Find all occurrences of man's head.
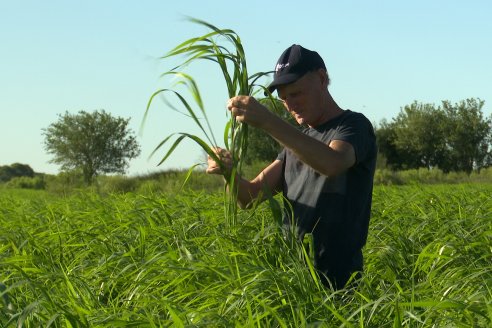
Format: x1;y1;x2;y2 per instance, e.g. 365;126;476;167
267;44;328;94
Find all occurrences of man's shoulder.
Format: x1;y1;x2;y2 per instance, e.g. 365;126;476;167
314;110;372;132
341;110;371;124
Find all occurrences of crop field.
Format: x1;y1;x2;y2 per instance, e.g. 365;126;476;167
1;184;491;327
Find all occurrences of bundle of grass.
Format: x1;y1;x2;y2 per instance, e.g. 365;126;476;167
144;18;276;228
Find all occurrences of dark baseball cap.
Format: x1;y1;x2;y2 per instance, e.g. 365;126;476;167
267;44;326;93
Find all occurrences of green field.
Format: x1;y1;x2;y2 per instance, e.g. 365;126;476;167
1;184;491;327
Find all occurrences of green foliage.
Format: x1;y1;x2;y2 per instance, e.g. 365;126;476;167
0;185;491;326
43;110;141;185
0;163;34;183
440;98;492;173
393;102;448;169
376;98;492;173
95;175;139;194
6;165;492;195
5;176;46;190
374;167;492;185
42;170;86;194
99;170;224;195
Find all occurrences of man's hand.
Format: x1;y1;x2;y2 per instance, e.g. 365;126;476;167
206;147;232;176
227;96;277;128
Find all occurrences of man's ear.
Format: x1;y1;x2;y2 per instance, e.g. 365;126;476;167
318;69;329;87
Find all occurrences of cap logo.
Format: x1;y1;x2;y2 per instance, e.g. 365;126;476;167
275;62;289;73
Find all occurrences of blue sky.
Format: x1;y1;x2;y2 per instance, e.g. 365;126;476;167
1;0;491;176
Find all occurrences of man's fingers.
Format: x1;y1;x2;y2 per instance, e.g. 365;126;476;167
206;166;221;175
206;147;234;176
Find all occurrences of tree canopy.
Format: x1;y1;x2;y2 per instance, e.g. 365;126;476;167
376;98;491;173
43;110;141;184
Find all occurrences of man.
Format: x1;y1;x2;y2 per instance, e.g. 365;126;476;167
207;44;377;289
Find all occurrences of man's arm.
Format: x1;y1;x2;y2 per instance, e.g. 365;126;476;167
228;97;356;177
264;118;355;177
234;159;283;209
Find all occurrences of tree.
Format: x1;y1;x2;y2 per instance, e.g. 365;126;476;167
374;119;403;169
392;102;448;170
440;98;491;173
43;110;141;184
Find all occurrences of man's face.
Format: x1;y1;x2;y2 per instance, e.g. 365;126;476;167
276;69;327;127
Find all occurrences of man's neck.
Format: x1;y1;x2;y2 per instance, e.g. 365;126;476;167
309;95;344;128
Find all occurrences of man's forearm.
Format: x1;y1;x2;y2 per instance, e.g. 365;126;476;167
261;117;347;177
223;174;259;209
224;160;283;209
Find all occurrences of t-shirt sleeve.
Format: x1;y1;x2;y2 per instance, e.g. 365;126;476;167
333;113;375;164
276;148;287;162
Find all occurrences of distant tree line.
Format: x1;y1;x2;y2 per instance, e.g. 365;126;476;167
0;163;35;183
375;98;491;173
3;98;490;190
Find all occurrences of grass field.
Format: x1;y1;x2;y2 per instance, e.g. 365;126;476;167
1;184;491;327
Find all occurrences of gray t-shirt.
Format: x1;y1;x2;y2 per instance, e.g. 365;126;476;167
277;110;377;250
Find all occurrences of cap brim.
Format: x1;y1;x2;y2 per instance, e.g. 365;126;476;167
267;72;303;93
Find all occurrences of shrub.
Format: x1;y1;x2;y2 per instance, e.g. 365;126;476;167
136;180;162;194
43;170;85;194
0;163;35;183
96;175;139;194
5;176;46;190
373;169;404;185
